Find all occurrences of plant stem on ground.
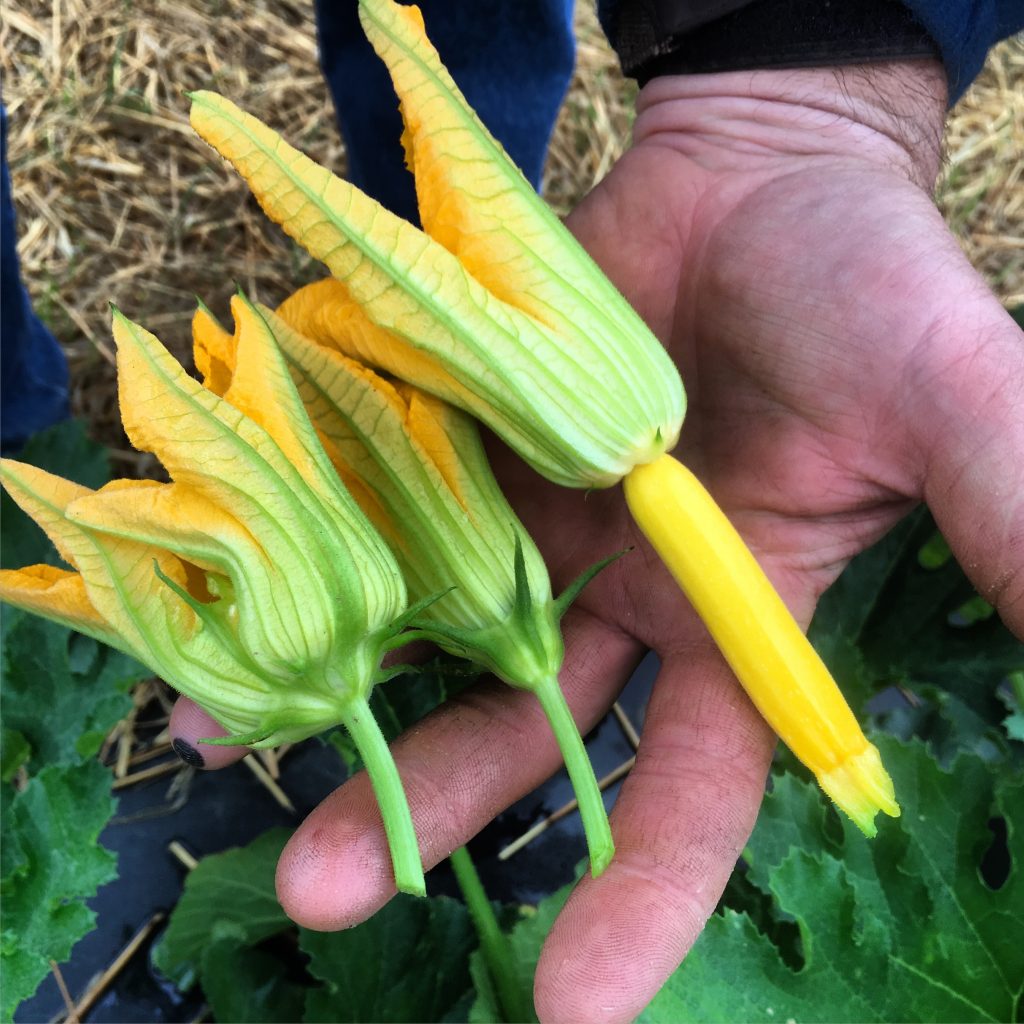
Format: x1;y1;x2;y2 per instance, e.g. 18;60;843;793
449;845;533;1023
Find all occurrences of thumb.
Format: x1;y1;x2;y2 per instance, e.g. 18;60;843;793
912;301;1024;638
169;696;251;770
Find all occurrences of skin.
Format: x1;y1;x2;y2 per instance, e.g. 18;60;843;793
173;58;1024;1023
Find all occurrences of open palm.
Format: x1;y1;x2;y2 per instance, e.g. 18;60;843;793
176;61;1024;1024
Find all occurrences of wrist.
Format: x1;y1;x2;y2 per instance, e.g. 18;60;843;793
633;59;947;189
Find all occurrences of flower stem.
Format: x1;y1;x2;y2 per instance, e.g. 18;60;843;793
532;676;614;875
449;846;531;1023
339;697;425;896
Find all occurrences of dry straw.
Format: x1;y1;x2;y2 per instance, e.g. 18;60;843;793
2;2;1021;457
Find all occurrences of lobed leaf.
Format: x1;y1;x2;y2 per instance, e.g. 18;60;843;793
0;762;118;1021
641;738;1024;1022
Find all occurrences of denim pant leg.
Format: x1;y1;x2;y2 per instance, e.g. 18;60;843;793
314;0;576;221
1;106;70;453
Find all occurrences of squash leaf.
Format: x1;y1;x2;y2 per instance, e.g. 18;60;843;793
152;826;480;1023
300;896;476;1023
640;736;1024;1022
0;761;118;1021
151;828;293;990
2;614;143;772
809;507;1023;753
200;936;306;1024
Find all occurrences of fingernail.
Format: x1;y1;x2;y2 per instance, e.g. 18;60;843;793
172;738;205;769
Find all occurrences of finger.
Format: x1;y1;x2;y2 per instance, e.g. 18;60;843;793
534;642;775;1024
276;609;644;929
910;305;1024;638
169;697;250;770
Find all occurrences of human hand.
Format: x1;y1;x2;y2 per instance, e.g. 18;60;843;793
172;57;1024;1023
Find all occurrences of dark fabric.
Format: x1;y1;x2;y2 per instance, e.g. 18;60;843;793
610;0;756;68
602;0;1024;103
620;0;937;84
901;0;1024;100
1;106;69;453
314;0;576;222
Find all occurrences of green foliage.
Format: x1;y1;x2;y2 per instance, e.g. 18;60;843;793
640;737;1023;1023
199;939;306;1024
2;615;143;772
0;761;118;1020
0;729;31;784
1003;676;1024;744
809;508;1023;751
301;897;476;1023
152;829;477;1023
152;828;293;990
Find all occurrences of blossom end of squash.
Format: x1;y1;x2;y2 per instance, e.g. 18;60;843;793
818;742;900;837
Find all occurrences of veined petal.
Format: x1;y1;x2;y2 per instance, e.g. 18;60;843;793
110;309;388;649
67;479;312;674
357;0;679;425
189;92;673;487
275;278;482;414
0;459;93;571
224;295;381;536
0;564;123;650
1;461;198;661
271;313;550;636
192;301;235;396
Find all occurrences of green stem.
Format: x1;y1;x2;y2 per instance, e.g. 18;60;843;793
533;677;615;875
1010;671;1024;709
339;697;425;897
449;846;532;1023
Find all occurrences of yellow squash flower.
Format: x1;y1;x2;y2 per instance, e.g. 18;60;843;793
0;299;428;895
186;0;898;833
196;296;618;873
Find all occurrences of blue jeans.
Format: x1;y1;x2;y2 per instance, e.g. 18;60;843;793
0;3;575;449
314;0;575;221
1;106;70;453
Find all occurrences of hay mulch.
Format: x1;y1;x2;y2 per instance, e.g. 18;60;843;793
2;2;1022;460
937;38;1024;308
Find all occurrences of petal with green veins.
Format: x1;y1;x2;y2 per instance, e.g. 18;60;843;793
0;459;93;572
0;564;123;650
189;91;674;487
222;294;374;537
358;0;680;419
66;480;301;675
110;309;395;658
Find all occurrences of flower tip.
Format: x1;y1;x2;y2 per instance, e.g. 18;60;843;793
231;287;260;317
819;742;900;837
108;305;135;344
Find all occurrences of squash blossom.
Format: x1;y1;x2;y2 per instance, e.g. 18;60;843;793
196;296;618;873
186;0;899;833
0;299;428;896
